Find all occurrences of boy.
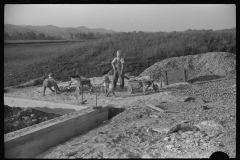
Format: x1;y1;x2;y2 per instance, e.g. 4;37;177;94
42;73;62;96
111;50;125;91
102;75;116;97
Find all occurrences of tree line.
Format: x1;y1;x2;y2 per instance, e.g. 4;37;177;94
4;31;113;40
4;31;62;40
70;32;112;40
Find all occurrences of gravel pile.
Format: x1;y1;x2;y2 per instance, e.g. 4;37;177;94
140;52;236;81
170;76;236;104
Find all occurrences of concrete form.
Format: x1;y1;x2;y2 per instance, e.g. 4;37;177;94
4;96;88;114
4;102;108;158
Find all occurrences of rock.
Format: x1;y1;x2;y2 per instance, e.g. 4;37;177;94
165;145;173;150
141;154;152;158
163;137;170;141
202;142;208;148
184;131;194;135
201;105;212;110
181;133;188;138
183;97;196;102
200;120;221;129
69;156;75;159
193;132;202;138
150;114;159;118
186;140;192;144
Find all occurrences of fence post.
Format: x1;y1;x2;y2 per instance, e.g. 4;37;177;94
164;71;168;85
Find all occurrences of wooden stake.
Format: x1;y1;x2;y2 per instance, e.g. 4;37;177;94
96;92;97;107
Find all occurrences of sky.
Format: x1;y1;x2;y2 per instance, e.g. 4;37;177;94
4;4;236;32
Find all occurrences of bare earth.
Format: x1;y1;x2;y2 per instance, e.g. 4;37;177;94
4;75;236;158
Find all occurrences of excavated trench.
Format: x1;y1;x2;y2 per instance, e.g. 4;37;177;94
107;106;126;120
4;104;126;158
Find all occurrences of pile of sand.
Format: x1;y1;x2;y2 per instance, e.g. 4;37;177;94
140;52;236;81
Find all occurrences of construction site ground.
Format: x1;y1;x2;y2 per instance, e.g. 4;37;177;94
4;75;236;158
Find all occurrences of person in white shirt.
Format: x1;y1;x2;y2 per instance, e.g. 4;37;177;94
111;50;125;91
102;75;116;97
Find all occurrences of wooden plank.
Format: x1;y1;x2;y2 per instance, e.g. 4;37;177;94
146;103;166;113
165;68;186;85
146;103;185;114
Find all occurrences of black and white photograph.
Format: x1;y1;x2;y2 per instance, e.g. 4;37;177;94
4;4;236;158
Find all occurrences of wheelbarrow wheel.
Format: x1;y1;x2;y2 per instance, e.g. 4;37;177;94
153;84;159;93
127;84;133;94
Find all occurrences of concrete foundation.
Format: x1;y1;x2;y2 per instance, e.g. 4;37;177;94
4;96;88;114
4;106;108;158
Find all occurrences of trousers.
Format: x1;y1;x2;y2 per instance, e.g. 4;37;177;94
113;69;124;89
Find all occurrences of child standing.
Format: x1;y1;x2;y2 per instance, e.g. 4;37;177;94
102;76;116;97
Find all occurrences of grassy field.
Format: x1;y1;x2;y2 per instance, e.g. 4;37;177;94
4;41;85;87
4;38;115;87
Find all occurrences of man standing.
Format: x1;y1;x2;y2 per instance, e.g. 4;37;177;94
111;50;125;91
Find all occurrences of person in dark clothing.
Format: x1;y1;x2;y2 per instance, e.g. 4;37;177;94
111;50;125;91
42;73;62;96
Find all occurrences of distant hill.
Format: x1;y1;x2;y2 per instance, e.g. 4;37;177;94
4;24;117;38
76;26;116;34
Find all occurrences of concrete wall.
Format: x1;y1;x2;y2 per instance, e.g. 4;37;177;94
4;107;108;158
4;96;88;113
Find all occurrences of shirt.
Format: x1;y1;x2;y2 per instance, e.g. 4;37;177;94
103;82;113;89
112;57;124;70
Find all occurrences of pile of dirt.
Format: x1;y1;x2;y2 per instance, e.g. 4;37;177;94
4;105;61;134
140;52;236;81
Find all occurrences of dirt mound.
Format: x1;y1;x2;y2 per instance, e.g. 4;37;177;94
140;52;236;81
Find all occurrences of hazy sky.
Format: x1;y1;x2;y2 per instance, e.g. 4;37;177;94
4;4;236;32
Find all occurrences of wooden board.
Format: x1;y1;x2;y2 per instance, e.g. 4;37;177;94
163;68;186;85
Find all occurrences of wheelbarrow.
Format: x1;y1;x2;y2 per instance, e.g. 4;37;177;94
68;75;93;104
127;79;159;95
68;75;93;93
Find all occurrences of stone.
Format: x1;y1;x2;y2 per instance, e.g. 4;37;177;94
186;140;192;144
184;131;194;135
150;114;159;118
141;154;152;158
163;137;170;141
202;142;208;148
165;145;173;150
69;156;75;159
